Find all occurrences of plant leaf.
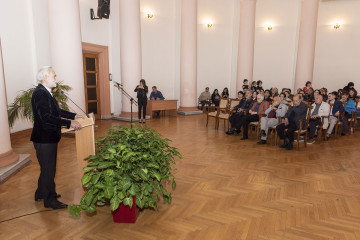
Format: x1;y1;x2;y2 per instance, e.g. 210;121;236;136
110;196;121;211
104;185;114;199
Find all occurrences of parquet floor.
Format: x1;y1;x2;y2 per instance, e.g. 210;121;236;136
1;114;360;240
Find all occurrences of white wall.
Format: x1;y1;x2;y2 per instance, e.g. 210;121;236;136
140;0;177;100
253;0;300;92
198;0;235;98
313;0;360;92
0;0;43;133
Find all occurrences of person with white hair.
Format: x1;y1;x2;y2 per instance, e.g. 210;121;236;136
31;66;83;209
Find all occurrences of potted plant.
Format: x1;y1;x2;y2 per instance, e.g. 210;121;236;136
68;125;181;223
7;81;71;127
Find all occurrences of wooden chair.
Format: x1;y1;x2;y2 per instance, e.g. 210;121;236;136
292;107;311;149
217;98;239;131
249;114;266;139
206;98;228;129
334;111;345;138
268;116;283;145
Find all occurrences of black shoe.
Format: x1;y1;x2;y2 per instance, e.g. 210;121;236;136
341;133;346;136
35;194;61;202
226;131;234;135
258;130;266;137
257;140;267;145
44;200;68;209
285;142;293;150
240;136;248;140
280;140;289;148
235;129;241;134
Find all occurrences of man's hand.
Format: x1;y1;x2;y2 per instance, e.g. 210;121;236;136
75;114;85;120
335;111;339;117
71;120;82;130
284;118;289;126
311;115;318;119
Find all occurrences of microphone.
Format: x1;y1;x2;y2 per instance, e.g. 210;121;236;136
60;91;90;118
113;81;123;87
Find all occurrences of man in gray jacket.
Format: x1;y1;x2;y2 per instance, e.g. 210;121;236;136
276;94;308;150
257;97;287;144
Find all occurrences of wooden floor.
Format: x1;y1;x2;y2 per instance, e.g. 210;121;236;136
1;114;360;240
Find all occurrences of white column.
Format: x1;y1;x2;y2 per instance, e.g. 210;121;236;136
119;0;142;115
294;0;320;91
0;38;19;168
48;0;86;112
236;0;257;92
179;0;198;111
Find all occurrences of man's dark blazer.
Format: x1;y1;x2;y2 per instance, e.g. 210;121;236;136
284;101;308;129
331;100;344;116
30;84;76;143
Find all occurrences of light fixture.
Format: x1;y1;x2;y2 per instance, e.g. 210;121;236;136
144;9;154;19
334;22;341;29
265;23;273;31
204;19;213;28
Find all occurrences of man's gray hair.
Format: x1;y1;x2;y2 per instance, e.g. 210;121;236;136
36;66;53;83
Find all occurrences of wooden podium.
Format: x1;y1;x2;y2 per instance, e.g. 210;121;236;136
62;113;95;198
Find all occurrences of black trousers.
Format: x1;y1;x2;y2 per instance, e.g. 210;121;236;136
138;98;147;119
309;118;322;139
229;112;245;130
276;122;298;143
33;142;58;205
200;100;210;110
242;114;259;138
342;113;351;134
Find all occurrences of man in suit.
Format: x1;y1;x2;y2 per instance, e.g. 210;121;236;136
276;94;308;150
31;66;82;209
307;94;330;144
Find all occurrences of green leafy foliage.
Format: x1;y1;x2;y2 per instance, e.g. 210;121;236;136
7;81;72;127
68;125;181;217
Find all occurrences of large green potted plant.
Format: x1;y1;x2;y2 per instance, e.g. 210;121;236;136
68;125;181;222
7;81;71;127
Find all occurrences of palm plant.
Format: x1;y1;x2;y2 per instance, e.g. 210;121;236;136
7;81;72;127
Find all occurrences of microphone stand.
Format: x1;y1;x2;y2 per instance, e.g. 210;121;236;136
113;81;138;128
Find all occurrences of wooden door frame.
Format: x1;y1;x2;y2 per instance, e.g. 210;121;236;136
82;42;111;118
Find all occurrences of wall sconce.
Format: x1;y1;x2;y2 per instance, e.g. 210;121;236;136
265;23;273;31
144;9;154;19
204;19;213;28
334;22;341;29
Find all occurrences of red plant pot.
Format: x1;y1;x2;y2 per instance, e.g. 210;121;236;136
112;196;138;223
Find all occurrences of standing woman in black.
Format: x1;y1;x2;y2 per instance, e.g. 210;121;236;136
134;79;148;123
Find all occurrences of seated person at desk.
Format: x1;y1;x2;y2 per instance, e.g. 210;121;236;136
149;86;165;117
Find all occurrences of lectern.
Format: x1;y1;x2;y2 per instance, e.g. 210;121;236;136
61;113;95;197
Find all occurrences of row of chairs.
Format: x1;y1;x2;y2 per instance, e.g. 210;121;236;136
206;98;360;149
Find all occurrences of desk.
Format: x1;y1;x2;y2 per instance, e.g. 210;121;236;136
147;100;178;118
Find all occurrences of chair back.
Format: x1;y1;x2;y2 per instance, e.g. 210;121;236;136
229;99;240;110
219;98;228;109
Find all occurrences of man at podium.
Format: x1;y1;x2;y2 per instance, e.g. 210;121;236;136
30;66;82;209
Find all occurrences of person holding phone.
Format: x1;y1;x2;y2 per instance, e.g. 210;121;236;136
134;79;149;123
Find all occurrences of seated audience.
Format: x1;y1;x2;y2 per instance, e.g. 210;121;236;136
239;93;270;140
343;82;355;92
252;91;258;101
221;87;229;99
256;80;263;91
349;88;358;100
257;97;287;144
340;91;356;135
307;94;330;144
304;88;314;102
251;81;257;92
326;91;344;138
199;87;211;110
297;88;302;94
303;81;312;93
270;87;279;98
279;93;289;104
227;90;254;135
236;91;244;100
242;79;249;89
211;89;221;108
320;88;328;101
264;90;271;102
276;94;308;150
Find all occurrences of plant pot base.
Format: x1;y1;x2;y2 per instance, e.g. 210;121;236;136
112;196;138;223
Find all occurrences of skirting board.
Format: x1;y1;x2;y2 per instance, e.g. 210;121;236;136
0;154;31;183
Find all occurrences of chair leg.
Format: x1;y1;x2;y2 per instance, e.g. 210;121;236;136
304;133;307;147
206;116;209;127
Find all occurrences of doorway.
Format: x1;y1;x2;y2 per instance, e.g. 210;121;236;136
83;53;101;119
82;42;111;120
